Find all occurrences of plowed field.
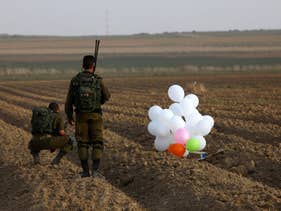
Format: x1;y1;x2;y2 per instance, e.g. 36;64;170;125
0;73;281;210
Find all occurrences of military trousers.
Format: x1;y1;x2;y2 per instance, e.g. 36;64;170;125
75;112;104;161
28;134;72;155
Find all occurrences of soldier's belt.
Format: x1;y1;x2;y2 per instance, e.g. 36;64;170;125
33;134;52;140
75;108;102;115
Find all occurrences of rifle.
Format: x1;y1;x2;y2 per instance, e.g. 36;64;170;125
94;40;100;72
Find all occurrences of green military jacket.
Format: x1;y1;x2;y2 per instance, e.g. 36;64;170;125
65;71;111;121
51;112;65;136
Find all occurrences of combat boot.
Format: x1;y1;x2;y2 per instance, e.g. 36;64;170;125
92;171;105;179
92;159;104;179
32;153;40;165
51;151;66;165
80;160;90;177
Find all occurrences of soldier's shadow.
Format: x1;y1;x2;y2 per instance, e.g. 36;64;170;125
103;119;153;151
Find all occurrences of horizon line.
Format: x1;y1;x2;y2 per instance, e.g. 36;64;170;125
1;28;281;38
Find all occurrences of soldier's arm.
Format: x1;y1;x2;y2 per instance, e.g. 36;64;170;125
101;79;111;104
57;115;66;136
65;80;74;122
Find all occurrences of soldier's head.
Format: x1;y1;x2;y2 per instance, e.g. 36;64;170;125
48;102;60;113
82;55;96;72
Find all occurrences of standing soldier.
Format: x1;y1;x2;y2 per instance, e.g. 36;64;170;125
65;55;110;177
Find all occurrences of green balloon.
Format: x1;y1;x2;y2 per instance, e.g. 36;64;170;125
186;138;200;152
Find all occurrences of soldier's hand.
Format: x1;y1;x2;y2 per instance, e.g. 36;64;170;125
68;119;75;126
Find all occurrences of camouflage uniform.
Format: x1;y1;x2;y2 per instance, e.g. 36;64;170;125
65;71;110;172
28;112;72;155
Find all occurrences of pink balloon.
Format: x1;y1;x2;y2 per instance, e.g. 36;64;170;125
174;128;190;145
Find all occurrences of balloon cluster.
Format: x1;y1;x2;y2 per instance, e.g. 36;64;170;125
147;85;214;158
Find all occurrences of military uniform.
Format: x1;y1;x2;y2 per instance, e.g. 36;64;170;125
28;112;72;155
65;71;110;176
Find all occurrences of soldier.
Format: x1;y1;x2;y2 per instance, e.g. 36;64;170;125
28;102;73;165
65;55;110;178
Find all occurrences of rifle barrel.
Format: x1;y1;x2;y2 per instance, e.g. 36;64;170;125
94;40;100;70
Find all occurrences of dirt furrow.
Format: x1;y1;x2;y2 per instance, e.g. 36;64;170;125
0;90;50;110
0;119;142;210
0;85;60;103
100;129;281;210
1;74;281;210
215;117;281;146
206;131;281;189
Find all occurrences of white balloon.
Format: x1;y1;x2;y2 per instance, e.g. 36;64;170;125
185;94;199;108
148;121;170;136
155;109;174;132
185;123;196;137
192;108;200;116
168;85;185;102
188;111;203;126
159;109;174;121
170;116;186;133
169;103;183;116
202;115;215;128
156;123;170;136
154;135;173;152
148;105;162;121
180;98;196;117
147;121;158;136
193;119;212;136
193;136;206;151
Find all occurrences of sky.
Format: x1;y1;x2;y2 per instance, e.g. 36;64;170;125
0;0;280;36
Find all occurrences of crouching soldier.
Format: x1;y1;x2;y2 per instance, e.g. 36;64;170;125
28;102;73;165
65;55;110;177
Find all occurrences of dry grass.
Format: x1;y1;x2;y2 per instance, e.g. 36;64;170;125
185;81;207;95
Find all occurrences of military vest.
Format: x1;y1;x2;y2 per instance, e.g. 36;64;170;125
72;72;102;113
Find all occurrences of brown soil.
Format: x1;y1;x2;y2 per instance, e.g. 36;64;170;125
0;73;281;210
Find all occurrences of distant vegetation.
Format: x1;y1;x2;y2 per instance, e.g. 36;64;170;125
0;29;281;80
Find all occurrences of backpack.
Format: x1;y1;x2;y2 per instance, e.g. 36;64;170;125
31;107;54;134
72;73;102;113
